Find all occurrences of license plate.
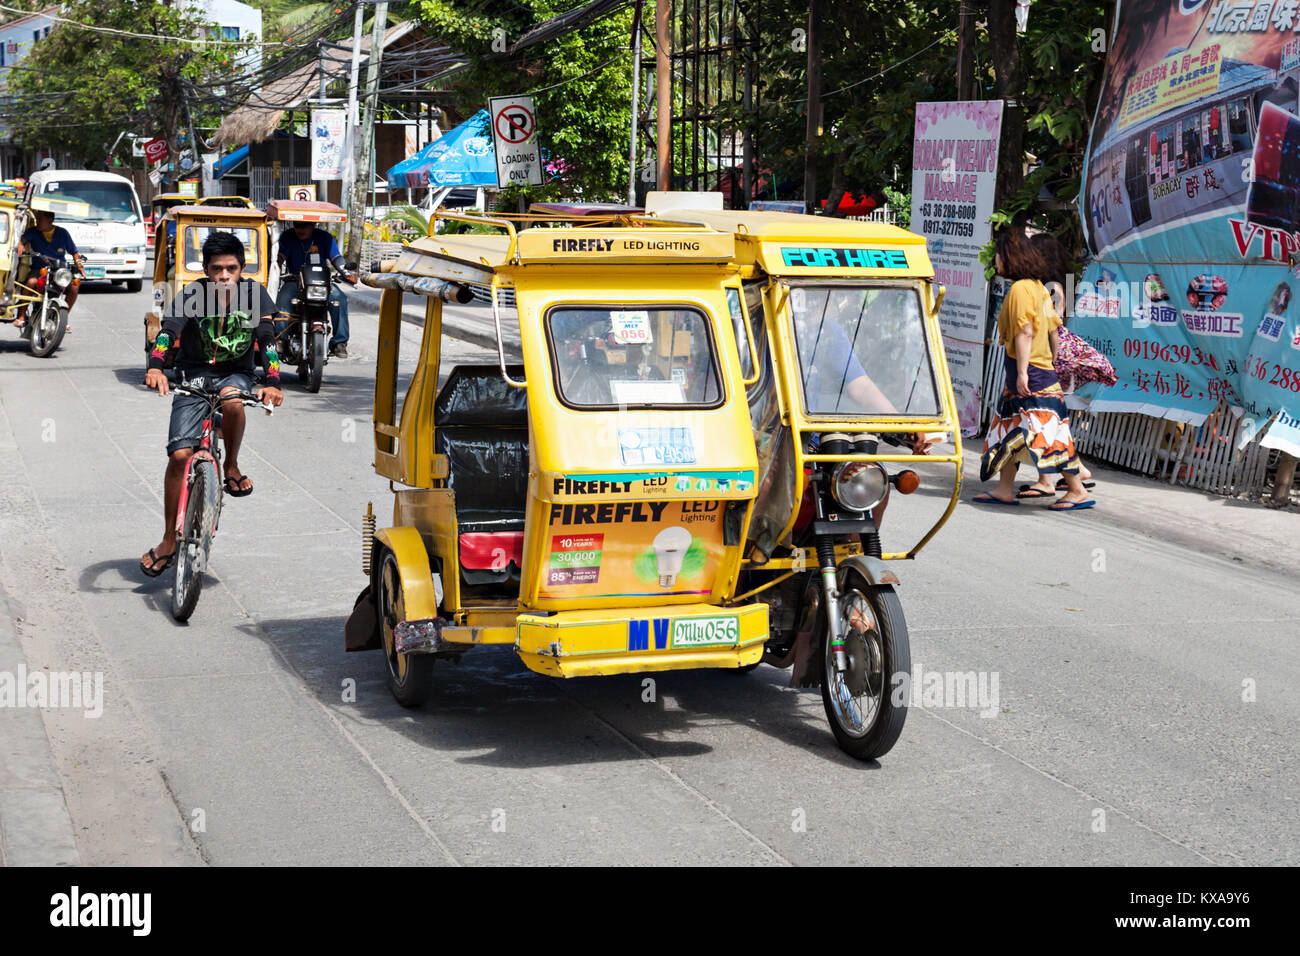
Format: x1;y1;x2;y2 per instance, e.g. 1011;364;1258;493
671;616;740;648
84;267;105;278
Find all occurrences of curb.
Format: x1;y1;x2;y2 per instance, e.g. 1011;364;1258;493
0;582;81;866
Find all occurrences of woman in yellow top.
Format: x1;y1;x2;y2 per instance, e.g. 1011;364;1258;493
974;226;1092;510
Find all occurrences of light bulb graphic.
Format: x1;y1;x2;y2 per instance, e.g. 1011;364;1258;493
652;526;693;589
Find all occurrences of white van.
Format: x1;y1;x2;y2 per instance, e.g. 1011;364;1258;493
25;170;147;291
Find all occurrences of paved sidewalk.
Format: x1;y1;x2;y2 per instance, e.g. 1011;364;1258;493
0;581;80;866
961;437;1300;580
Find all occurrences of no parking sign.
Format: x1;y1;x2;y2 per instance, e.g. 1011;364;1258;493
489;95;544;188
289;185;317;201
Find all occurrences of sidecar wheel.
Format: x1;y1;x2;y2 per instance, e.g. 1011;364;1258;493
820;573;909;761
377;548;434;708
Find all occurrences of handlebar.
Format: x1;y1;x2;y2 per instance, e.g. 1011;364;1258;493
171;384;273;415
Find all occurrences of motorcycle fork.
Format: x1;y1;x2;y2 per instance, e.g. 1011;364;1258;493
811;478;847;674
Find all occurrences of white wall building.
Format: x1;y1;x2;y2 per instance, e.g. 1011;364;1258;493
184;0;263;72
0;6;65;178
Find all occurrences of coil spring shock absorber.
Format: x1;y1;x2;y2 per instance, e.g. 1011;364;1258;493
361;502;375;576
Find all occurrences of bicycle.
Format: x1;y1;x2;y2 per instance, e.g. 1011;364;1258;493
169;382;272;621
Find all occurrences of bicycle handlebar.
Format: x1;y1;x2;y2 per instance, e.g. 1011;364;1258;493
172;384;274;415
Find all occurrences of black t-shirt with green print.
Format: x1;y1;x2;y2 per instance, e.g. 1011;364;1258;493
156;277;278;381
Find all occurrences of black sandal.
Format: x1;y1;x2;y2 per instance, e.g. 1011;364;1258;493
140;547;176;578
1055;478;1097;491
225;474;254;497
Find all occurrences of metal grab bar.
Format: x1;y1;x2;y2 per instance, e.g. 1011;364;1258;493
493;283;526;389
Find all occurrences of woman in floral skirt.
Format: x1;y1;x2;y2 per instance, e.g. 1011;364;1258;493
974;226;1093;511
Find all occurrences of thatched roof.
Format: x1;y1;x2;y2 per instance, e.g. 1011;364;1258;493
212;21;419;148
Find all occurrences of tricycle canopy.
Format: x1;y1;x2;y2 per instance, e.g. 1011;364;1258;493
266;199;347;224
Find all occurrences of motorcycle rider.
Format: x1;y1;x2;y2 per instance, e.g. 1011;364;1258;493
15;208;86;332
139;231;284;578
275;220;356;358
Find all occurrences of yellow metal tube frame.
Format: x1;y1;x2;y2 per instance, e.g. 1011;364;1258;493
764;277;964;561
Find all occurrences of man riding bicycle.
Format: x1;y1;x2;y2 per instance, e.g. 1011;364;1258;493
140;231;284;578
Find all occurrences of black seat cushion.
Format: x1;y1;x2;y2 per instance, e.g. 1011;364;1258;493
435;364;528;427
435;428;528;532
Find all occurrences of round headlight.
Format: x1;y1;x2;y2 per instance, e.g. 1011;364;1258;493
53;268;73;288
831;461;888;512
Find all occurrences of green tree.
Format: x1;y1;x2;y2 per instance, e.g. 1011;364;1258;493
415;0;634;203
982;0;1112;264
6;1;240;168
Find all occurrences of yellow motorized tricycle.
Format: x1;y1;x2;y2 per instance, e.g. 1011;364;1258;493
144;204;270;366
0;194;90;357
345;195;961;760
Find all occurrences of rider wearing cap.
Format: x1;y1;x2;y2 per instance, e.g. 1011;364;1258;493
275;220;356;358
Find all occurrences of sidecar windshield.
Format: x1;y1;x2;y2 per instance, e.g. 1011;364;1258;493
789;283;940;418
181;226;262;273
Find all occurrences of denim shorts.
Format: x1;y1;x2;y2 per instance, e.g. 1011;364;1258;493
166;370;254;454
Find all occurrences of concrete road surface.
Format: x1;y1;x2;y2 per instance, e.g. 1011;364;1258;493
0;282;1295;866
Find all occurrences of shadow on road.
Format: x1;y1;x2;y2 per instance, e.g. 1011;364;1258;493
236;612;867;769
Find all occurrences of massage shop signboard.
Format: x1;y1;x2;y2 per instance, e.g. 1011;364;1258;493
1073;0;1300;456
910;101;1004;436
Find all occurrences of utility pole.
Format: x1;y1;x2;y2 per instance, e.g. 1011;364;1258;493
956;0;975;101
627;0;643;205
655;0;670;191
316;42;329;204
803;0;821;214
340;4;364;232
347;1;388;261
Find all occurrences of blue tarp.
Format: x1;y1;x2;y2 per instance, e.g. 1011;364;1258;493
212;144;249;180
386;110;497;188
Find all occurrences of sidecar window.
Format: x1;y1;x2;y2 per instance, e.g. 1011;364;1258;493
546;305;723;409
0;212;8;244
789;284;940;417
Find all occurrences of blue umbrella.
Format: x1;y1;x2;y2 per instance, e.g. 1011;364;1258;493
386;110;496;188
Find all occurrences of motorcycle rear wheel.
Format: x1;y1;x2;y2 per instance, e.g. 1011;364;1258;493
29;301;67;358
172;459;219;622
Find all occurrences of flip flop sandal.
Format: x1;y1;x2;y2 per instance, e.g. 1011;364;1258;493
1055;478;1096;491
1049;499;1097;512
140;547;176;578
972;493;1019;506
1015;488;1055;500
224;475;254;497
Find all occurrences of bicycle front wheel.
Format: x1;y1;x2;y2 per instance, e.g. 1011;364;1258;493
172;458;219;621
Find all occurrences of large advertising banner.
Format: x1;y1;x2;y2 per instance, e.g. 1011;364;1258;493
1075;0;1300;455
911;101;1004;435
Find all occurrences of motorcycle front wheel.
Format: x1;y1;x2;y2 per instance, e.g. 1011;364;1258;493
29;301;67;358
820;571;910;761
306;330;325;392
172;458;219;622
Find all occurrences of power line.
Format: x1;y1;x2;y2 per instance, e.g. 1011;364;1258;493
0;1;289;45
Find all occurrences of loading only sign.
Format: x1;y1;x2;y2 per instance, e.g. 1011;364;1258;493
489;95;544;188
